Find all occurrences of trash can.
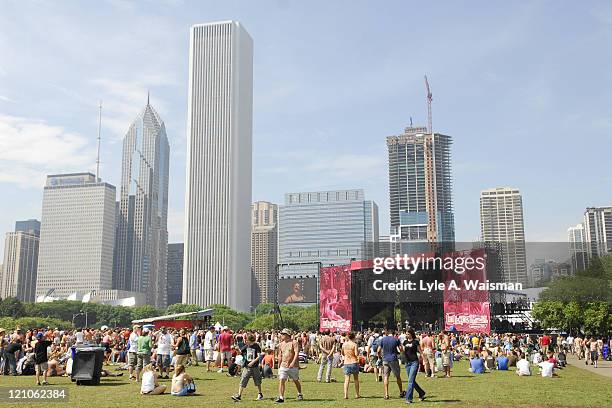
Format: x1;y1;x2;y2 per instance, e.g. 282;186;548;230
70;346;105;385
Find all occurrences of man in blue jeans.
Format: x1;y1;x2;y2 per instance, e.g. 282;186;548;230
4;337;22;376
402;328;426;403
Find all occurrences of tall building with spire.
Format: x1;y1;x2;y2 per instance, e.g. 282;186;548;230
183;21;253;311
114;95;170;308
387;126;454;252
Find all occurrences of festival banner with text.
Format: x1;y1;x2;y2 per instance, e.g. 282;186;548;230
319;264;352;333
443;248;491;333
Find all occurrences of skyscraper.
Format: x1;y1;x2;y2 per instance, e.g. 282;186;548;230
1;220;40;302
183;21;253;311
114;97;170;308
278;189;379;269
583;207;612;259
166;243;184;306
567;224;588;272
251;201;278;307
36;173;116;298
387;126;454;252
480;187;528;285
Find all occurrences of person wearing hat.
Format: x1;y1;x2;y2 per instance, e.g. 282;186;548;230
276;329;304;403
136;328;153;382
34;332;53;386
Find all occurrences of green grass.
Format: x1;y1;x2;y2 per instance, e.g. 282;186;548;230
1;361;610;407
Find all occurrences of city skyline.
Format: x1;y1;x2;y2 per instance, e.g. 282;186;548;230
1;2;612;255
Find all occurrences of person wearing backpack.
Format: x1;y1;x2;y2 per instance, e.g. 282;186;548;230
368;329;383;382
174;329;190;367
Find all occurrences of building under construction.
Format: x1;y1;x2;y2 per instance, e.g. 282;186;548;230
387;127;454;251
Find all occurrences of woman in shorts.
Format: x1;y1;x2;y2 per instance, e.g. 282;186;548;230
341;332;361;399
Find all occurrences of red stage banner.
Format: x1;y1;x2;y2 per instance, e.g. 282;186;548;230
319;264;352;333
443;248;490;333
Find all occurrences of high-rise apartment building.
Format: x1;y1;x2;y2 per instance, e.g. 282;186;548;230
583;207;612;259
278;189;379;272
251;201;278;306
36;173;116;298
387;126;454;252
114;98;169;308
166;243;184;306
480;187;528;285
1;220;40;302
567;223;588;272
15;219;41;236
183;21;253;310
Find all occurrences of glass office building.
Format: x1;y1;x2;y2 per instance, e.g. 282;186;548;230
278;189;379;278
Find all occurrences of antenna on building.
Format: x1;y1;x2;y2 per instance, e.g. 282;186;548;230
95;101;102;182
147;90;150;106
424;75;433;134
410;116;413;127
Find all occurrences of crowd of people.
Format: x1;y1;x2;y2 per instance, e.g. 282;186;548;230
0;324;610;403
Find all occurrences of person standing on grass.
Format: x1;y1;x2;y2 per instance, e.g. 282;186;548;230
276;329;303;403
33;332;52;386
378;328;405;400
156;327;173;379
218;327;233;373
403;328;426;403
128;325;140;380
203;326;216;372
231;333;264;402
341;332;360;399
421;332;436;378
317;330;336;383
136;328;153;382
189;330;200;366
174;329;191;367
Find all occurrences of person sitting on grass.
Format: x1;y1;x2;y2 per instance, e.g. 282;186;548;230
496;352;509;371
171;364;195;396
537;358;556;378
516;353;531;376
140;363;167;395
469;352;485;374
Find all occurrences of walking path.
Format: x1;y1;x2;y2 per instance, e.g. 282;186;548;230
566;354;612;378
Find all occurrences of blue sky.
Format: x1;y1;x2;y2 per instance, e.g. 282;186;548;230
1;0;611;252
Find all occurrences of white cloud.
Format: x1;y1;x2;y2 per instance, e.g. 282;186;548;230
0;114;95;188
0;95;14;103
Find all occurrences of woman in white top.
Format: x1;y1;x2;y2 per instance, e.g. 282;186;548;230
140;364;166;395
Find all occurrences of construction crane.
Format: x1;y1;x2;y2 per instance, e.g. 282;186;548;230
424;75;433;134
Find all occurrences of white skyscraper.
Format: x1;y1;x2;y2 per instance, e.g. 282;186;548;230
183;21;253;310
480;187;528;285
567;223;588;272
583;207;612;258
1;226;39;302
36;173;116;298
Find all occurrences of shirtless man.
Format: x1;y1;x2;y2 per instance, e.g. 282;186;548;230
275;329;303;403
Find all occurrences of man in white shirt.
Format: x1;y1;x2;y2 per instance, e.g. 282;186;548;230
156;327;173;379
538;360;554;377
128;326;140;380
75;328;84;345
516;354;531;376
203;326;216;372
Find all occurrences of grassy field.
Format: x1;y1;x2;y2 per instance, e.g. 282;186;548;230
1;360;610;407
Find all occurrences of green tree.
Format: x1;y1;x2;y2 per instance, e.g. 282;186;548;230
131;305;162;320
166;303;203;314
0;297;25;318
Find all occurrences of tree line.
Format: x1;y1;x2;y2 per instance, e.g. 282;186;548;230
0;298;318;332
531;255;611;335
